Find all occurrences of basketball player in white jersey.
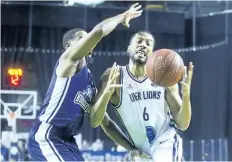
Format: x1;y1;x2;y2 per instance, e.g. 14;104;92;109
90;31;194;161
27;4;144;161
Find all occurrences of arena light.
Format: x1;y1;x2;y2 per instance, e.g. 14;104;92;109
67;0;105;6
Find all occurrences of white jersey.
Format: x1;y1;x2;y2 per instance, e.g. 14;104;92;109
114;65;177;155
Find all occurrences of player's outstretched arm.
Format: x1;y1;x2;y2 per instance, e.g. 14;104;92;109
165;62;194;131
101;113;135;150
61;3;142;62
89;63;121;128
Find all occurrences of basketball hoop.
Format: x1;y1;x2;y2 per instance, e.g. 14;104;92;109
7;112;16;127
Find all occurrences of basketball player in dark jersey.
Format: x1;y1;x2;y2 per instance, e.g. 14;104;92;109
27;3;142;161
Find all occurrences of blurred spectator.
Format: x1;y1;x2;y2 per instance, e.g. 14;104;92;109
91;139;104;151
116;144;127;152
18;140;30;161
111;147;116;151
0;139;9;161
0;118;8;132
80;140;91;151
1;131;11;148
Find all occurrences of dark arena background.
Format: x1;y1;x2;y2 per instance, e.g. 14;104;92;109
1;1;232;161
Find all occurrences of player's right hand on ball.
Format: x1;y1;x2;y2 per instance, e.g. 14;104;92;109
104;62;122;95
122;3;143;28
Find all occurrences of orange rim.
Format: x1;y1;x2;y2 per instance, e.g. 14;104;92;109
8;112;15;119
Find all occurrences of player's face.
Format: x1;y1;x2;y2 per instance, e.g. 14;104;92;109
65;31;93;57
128;33;154;65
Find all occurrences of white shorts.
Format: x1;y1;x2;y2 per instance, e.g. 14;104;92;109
151;133;182;162
133;129;183;162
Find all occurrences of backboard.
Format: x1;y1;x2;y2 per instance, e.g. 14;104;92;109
0;90;38;120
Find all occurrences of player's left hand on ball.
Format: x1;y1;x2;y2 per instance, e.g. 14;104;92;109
180;62;194;96
122;3;143;28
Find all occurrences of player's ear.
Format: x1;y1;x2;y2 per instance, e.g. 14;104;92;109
127;45;132;53
65;41;71;49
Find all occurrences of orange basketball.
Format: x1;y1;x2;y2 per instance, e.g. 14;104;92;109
146;49;185;87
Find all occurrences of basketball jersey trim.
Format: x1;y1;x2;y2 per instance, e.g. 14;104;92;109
126;65;148;83
47;77;71;123
111;67;135;144
112;67;123;108
172;134;180;162
39;77;71;123
114;108;135;146
45;125;64;161
34;122;65;161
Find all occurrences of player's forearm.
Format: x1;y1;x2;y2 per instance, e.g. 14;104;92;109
62;13;124;62
90;92;112;128
94;13;124;37
175;94;191;131
101;120;135;151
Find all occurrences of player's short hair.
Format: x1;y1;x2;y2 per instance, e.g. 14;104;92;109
129;30;155;49
62;28;85;49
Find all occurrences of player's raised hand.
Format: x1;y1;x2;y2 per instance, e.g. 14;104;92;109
122;3;143;28
180;62;194;96
104;62;122;95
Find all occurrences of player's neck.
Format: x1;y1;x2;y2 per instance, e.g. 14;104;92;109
128;63;146;79
76;58;86;71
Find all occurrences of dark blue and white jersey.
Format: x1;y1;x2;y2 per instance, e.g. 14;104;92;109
38;61;97;128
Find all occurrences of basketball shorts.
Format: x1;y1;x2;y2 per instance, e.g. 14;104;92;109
27;122;84;161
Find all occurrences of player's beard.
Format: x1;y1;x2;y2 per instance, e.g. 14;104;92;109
130;53;147;65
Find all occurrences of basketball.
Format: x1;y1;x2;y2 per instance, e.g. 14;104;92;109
146;49;185;87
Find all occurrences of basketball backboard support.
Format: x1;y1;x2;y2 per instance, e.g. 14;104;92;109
0;90;37;120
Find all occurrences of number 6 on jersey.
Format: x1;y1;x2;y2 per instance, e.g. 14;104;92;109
143;107;149;121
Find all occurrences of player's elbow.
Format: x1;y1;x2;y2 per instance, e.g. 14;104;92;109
90;117;101;128
90;120;100;128
89;107;101;128
176;122;190;131
90;114;106;128
175;112;191;131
